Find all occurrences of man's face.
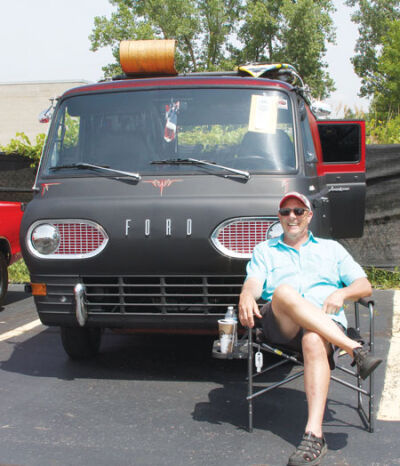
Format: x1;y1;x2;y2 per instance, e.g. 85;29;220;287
278;198;313;242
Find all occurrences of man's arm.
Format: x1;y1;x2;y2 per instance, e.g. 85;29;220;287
322;277;372;315
238;277;263;328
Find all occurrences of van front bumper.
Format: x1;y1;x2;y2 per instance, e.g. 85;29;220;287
30;274;245;330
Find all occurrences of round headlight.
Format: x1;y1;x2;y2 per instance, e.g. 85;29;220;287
266;221;283;239
31;224;60;254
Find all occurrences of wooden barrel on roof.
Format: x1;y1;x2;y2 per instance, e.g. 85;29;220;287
120;40;177;75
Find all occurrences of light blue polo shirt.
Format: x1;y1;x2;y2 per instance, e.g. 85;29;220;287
246;232;366;329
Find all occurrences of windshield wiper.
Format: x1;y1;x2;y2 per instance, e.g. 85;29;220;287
151;158;250;180
49;162;141;181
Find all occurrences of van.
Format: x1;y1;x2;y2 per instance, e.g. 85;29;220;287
21;41;366;358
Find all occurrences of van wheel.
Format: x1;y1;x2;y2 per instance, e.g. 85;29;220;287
0;252;8;306
60;326;102;360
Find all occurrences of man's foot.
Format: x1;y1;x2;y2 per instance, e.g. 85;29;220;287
351;346;382;380
287;432;327;465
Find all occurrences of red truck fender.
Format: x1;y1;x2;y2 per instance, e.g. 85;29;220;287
0;201;24;304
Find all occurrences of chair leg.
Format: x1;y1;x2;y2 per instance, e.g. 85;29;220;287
248;327;253;432
369;373;374;432
354;300;375;432
369;301;375;432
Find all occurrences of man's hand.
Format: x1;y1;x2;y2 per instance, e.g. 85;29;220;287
238;278;263;328
322;289;345;315
322;278;372;315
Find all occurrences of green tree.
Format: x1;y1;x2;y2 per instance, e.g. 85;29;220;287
371;20;400;116
90;0;240;75
346;0;400;98
237;0;336;98
366;114;400;143
90;0;336;98
0;132;45;167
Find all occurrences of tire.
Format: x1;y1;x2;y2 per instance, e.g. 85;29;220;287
60;326;102;360
0;252;8;306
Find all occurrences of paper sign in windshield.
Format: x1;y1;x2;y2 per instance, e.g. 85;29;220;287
248;95;278;134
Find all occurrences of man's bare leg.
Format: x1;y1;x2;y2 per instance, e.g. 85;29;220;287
271;284;360;357
302;331;331;438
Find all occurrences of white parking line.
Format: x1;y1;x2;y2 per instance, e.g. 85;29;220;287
0;319;43;342
377;289;400;421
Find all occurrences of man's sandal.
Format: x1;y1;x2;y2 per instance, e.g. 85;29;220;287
287;432;327;465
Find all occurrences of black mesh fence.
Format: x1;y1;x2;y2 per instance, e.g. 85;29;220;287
340;144;400;269
1;146;399;268
0;153;36;202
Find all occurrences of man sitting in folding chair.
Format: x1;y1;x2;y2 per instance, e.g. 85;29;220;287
238;191;382;466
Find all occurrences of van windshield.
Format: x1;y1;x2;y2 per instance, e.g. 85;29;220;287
43;88;296;176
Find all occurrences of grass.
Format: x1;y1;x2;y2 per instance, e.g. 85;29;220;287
7;259;400;290
8;259;30;283
365;266;400;290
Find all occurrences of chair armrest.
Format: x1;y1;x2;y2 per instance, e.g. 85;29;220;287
357;298;375;308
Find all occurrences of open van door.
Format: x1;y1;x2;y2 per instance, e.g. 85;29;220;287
317;120;366;238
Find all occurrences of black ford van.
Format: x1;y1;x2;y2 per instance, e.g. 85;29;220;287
21;41;366;358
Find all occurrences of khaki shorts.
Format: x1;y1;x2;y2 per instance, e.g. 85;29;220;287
259;301;346;370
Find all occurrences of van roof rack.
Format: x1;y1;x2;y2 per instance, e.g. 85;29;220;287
112;39;311;101
112;63;304;85
237;63;304;87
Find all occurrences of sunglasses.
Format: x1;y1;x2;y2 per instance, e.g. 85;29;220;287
279;207;309;216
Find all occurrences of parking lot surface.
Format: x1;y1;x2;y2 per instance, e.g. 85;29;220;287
0;286;399;466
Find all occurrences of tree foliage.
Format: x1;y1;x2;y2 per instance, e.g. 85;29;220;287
372;20;400;116
346;0;400;99
237;0;336;97
90;0;336;98
366;114;400;144
0;132;45;167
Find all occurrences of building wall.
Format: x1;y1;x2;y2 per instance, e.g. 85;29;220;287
0;81;89;146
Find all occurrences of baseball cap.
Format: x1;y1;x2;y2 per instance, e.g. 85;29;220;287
279;192;312;210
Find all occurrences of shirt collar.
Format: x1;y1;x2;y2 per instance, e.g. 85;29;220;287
307;231;318;244
272;231;318;249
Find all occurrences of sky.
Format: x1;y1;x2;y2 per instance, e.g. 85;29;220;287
325;0;371;113
0;0;370;115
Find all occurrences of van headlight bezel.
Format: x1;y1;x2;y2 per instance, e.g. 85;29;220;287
26;220;109;259
30;223;60;255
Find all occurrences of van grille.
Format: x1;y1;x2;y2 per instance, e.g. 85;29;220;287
81;275;244;314
211;217;279;258
54;222;106;255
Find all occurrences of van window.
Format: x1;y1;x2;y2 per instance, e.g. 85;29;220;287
318;124;361;163
300;107;317;163
43;88;296;175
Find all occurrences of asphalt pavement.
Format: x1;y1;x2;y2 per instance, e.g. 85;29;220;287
0;285;398;466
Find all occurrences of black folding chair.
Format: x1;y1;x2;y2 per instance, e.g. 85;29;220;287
213;299;377;433
246;298;376;432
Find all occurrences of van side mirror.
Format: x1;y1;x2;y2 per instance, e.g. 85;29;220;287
38;98;57;123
